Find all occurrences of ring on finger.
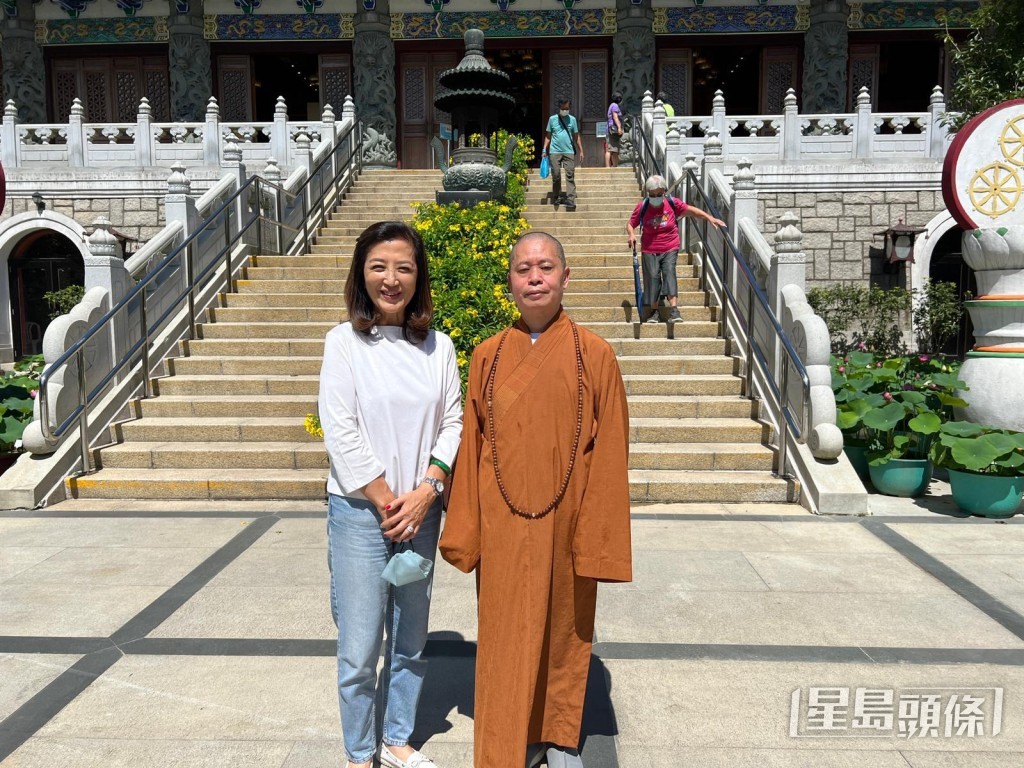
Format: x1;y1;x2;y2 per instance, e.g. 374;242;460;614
405;524;415;535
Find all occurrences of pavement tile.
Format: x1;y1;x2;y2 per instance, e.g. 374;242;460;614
901;752;1024;767
3;546;218;587
742;552;949;594
0;583;169;636
630;519;894;553
0;547;63;582
0;518;253;549
595;590;1024;648
252;519;328;549
627;551;770;592
35;656;340;741
0;654;81;721
889;523;1024;555
1;738;295;768
616;747;913;767
606;659;1020;752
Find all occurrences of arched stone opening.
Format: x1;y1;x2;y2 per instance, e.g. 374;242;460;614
911;211;974;357
0;212;89;364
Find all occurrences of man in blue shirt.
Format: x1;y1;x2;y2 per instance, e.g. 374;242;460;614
541;97;585;211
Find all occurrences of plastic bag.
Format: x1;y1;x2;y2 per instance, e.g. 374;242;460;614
539;155;550;179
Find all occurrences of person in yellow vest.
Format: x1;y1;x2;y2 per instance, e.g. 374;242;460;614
656;90;675;118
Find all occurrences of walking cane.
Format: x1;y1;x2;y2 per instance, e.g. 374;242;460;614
632;242;644;323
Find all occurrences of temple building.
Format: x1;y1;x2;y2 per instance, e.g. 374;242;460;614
1;0;976;168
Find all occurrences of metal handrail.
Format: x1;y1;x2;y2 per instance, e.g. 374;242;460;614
35;118;363;472
682;168;811;477
628;114;810;478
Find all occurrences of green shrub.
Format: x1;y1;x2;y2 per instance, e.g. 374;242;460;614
808;284;911;357
43;284;85;320
412;200;529;388
913;279;966;355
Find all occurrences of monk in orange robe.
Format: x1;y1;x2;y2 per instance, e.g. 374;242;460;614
440;231;632;768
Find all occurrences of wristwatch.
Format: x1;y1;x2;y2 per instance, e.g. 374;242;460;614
418;476;444;497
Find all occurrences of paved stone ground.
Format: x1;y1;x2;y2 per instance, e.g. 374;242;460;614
1;489;1022;767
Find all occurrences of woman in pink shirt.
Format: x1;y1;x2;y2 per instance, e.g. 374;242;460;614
626;174;726;323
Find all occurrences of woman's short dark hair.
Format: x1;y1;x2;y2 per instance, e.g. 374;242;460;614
345;221;433;344
611;92;623;104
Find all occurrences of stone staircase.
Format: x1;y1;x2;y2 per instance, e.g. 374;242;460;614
66;166;796;504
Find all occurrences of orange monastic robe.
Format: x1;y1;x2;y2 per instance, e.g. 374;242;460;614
439;309;632;768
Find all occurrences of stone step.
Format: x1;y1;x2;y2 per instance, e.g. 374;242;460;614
617;356;737;376
66;467;793;503
629;442;775;471
625;395;754;420
168;356;323;376
207;307;345;323
137;395;317;418
97;441;328;470
577;320;721;339
153;374;319;396
622;374;742;396
115;417;318;443
629;417;769;444
629;470;797;504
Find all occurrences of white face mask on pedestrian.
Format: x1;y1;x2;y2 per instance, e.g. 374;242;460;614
558;109;570;117
647;195;664;207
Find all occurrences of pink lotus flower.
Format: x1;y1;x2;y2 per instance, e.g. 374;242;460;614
918;355;930;362
838;366;846;374
883;392;893;401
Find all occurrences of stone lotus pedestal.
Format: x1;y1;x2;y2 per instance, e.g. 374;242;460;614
958;225;1024;431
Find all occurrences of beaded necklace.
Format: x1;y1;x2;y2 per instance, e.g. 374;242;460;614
484;320;584;520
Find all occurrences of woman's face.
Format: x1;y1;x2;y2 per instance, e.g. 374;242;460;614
364;238;417;326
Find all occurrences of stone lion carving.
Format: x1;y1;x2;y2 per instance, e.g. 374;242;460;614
613;26;655;116
354;30;397;165
2;36;46;123
169;33;212;122
802;20;847;114
362;125;396;166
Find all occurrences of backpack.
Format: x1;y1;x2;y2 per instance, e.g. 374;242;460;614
639;194;678;226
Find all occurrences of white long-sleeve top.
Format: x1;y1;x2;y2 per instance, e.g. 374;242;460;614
318;322;463;500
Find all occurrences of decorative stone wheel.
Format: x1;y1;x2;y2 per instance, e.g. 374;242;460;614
968;161;1022;219
1000;115;1024;167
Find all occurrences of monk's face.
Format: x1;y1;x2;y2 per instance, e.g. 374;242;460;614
364;238;417;326
509;237;570;332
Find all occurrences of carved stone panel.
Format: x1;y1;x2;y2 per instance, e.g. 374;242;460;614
169;31;212;121
353;22;397;165
801;0;849;114
613;23;655;115
1;29;46;123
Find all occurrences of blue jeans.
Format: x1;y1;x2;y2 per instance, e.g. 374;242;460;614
327;493;441;763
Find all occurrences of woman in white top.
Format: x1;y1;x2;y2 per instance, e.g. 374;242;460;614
319;221;462;768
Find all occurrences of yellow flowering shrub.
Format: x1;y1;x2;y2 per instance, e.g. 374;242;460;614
413;199;530;389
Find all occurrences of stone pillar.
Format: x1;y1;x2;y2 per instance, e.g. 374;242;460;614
927;85;948;159
68;98;85;168
711;90;727;155
353;1;397;166
852;86;872;159
1;2;46;124
83;218;128;370
652;99;666;169
2;100;19;168
772;211;807;380
612;0;655;116
782;88;800;162
136;98;155;167
272;96;289;168
801;0;849;114
203;97;221;165
167;0;213;122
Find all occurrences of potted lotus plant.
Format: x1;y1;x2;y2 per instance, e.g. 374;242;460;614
929;421;1024;517
857;355;966;497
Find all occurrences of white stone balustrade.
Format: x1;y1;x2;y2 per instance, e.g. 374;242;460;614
1;94;340;171
639;86;953;168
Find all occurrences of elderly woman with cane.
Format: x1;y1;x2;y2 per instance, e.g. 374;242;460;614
627;174;726;323
319;220;463;768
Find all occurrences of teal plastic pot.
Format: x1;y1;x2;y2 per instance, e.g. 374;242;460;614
868;458;932;498
843;445;870;480
948;469;1024;518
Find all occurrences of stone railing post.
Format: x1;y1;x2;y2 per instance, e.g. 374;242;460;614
272;96;289;168
665;126;682;186
263;158;283;253
641;90;654;139
342;94;356;130
682;152;699;250
321;103;336;147
84;217;128;369
711;90;727;155
165;163;197;252
136;97;154;167
652;99;667;168
701;127;723;197
853;86;872;160
771;211;806;380
204;97;221;165
68;98;86;168
782;88;800;162
223;141;248;228
2;100;19;168
928;85;949;159
730;157;757;232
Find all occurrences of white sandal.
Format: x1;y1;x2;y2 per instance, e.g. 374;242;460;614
379;744;437;768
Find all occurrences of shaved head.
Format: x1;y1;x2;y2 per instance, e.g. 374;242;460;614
510;231;566;270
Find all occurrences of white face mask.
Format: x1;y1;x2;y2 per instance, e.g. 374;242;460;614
558;109;570;117
647;195;664;207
